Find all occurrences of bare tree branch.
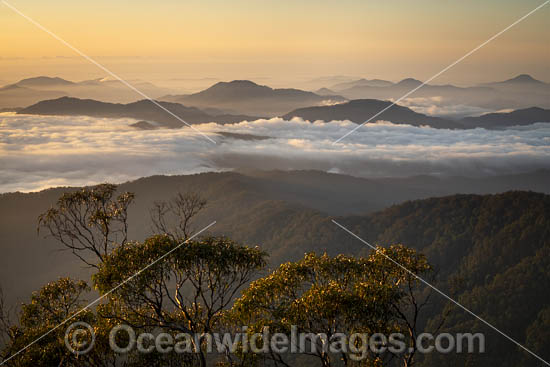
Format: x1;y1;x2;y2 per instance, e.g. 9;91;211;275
38;184;134;268
150;191;207;240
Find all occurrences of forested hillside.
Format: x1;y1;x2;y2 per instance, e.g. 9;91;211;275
3;170;550;307
336;192;550;366
1;173;549;365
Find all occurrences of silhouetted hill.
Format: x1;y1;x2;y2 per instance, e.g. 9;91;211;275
482;74;547;88
19;97;261;127
160;80;347;116
129;120;158;130
330;78;394;90
395;77;423;88
508;74;545;84
0;84;67;109
0;75;173;108
461;107;550;128
14;76;75;87
327;74;550;111
283;99;461;128
336;191;550;366
314;87;338;96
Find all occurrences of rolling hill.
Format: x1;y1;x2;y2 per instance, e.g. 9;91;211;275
13;76;76;88
330;77;394;90
18;97;261;127
460;107;550;128
326;74;550;111
0;76;173;108
481;74;549;90
0;84;67;110
283;99;462;128
160;80;347;117
2;169;550;304
284;99;550;129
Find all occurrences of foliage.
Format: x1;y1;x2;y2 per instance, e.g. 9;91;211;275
10;186;548;366
93;235;268;367
38;183;134;267
0;278;102;367
231;246;431;367
346;192;550;367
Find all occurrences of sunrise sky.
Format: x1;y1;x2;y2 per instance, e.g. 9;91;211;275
1;0;549;87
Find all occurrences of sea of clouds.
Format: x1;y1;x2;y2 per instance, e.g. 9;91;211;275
1;113;550;193
397;97;490;118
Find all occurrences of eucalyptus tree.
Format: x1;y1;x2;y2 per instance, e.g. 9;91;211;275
38;184;134;268
149;191;207;240
231;245;432;367
93;235;268;367
0;278;114;367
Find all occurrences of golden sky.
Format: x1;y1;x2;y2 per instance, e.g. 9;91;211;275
1;0;549;86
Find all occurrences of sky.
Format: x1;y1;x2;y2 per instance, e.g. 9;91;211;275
1;0;549;87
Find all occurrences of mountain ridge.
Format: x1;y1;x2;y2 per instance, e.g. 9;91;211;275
460;106;550;128
482;73;547;87
283;99;462;128
19;96;261;127
18;96;550;130
0;75;173;108
11;76;76;87
160;79;348;117
326;74;550;111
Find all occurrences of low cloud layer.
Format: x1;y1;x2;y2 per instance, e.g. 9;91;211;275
396;97;490;118
1;113;550;192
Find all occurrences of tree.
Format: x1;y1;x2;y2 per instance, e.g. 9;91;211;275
149;191;207;241
524;306;550;364
0;285;15;364
0;278;105;367
93;235;268;367
231;246;432;367
38;184;134;268
368;246;438;367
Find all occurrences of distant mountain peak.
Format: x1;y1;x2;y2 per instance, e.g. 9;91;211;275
19;96;261;127
283;98;460;129
16;76;74;86
460;106;550;128
228;80;259;85
214;80;263;88
396;78;423;87
331;78;393;90
506;74;543;84
315;87;337;95
200;80;273;95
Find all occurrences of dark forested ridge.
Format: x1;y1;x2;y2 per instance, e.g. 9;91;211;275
283;99;461;128
2;170;550;304
460;106;550;128
0;172;549;365
19;97;261;127
335;191;550;366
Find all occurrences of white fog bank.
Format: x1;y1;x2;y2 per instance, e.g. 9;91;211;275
1;113;550;192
